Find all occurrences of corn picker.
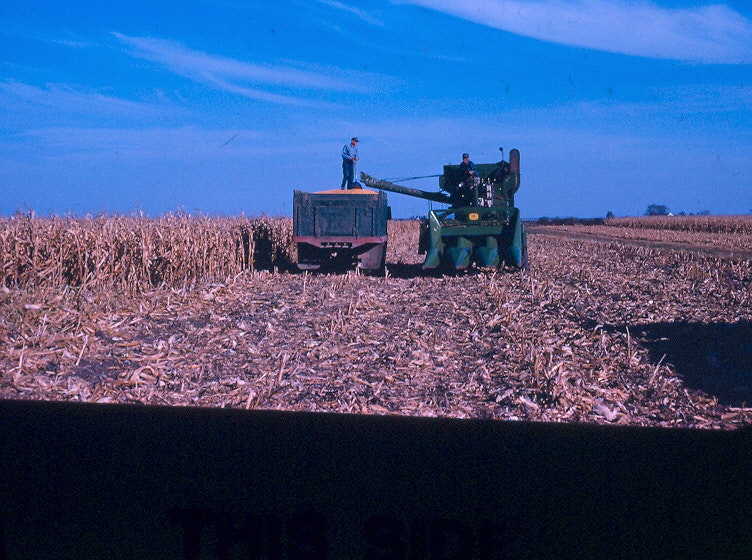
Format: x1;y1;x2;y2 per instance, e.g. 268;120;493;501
361;147;528;270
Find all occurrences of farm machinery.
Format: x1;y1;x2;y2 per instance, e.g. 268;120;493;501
361;147;528;270
292;147;527;272
292;188;389;271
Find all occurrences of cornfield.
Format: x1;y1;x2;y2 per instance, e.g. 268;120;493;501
529;215;752;258
606;214;752;235
1;212;293;291
1;213;751;429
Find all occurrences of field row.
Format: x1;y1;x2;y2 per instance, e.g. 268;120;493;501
528;215;752;258
605;214;752;234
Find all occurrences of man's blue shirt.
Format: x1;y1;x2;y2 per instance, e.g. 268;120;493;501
342;143;358;163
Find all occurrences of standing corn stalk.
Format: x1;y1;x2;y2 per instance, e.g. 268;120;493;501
0;213;295;292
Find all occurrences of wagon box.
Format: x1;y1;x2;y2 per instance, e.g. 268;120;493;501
292;188;389;271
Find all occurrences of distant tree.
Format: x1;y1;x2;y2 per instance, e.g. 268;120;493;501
646;204;670;216
698;210;710;215
606;211;615;219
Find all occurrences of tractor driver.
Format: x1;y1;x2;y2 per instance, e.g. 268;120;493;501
459;153;480;189
459;153;480;203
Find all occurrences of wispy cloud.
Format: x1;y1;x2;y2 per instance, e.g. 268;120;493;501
53;38;90;49
19;125;266;161
316;0;385;26
0;80;170;122
398;0;752;64
113;33;380;103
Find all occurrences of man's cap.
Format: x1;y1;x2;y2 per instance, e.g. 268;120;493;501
352;137;359;142
462;153;469;158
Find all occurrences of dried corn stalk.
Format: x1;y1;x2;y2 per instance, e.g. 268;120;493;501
1;217;750;429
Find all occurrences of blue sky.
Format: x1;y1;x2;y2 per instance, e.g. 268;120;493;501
2;1;751;219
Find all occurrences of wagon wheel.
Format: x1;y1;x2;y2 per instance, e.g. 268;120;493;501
358;242;387;273
296;244;322;270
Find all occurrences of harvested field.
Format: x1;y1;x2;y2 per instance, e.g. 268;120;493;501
1;215;751;428
528;214;752;259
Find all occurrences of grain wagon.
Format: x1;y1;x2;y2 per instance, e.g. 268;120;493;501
292;188;389;271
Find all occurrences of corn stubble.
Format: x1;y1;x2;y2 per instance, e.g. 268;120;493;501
534;214;752;257
1;214;750;429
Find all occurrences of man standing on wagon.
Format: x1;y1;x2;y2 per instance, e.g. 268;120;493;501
341;137;359;190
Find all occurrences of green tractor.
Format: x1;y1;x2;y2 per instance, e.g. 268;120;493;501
360;148;528;270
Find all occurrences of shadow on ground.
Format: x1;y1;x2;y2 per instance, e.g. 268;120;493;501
612;321;752;407
287;263;478;279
